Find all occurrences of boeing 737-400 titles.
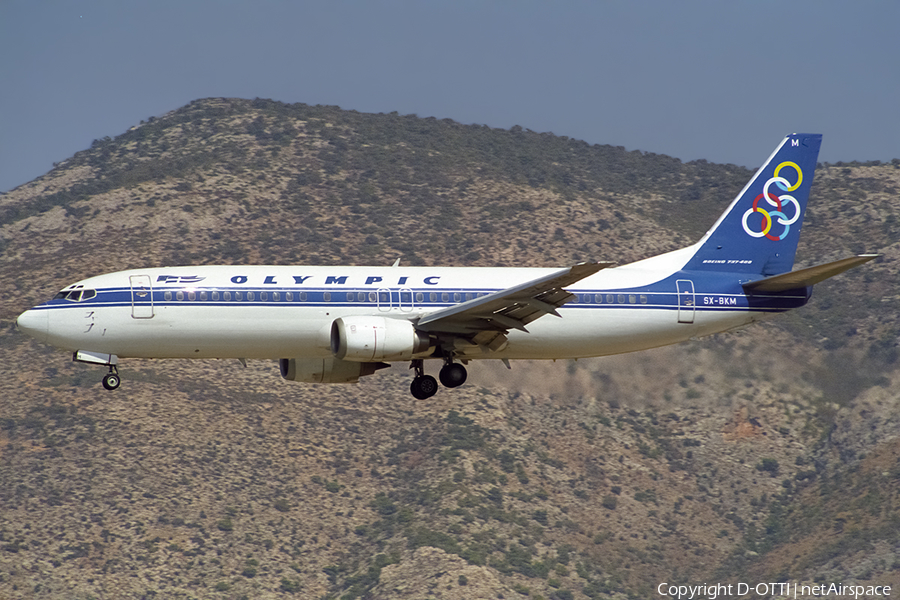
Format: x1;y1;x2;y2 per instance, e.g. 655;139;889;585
17;134;878;398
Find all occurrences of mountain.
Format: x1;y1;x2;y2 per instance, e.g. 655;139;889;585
1;98;899;599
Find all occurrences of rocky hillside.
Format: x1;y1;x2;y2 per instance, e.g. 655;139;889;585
1;98;899;599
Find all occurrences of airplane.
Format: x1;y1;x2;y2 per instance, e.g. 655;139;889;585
16;133;878;399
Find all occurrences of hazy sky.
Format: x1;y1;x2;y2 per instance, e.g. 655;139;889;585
2;1;898;193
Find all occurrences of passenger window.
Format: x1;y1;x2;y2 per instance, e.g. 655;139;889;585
454;292;461;302
273;292;279;301
235;292;242;301
430;292;437;302
607;294;614;304
300;292;308;301
466;293;473;301
416;292;424;303
358;292;366;302
442;292;449;302
188;291;196;301
640;294;648;304
618;294;625;304
200;291;208;301
572;295;579;303
595;294;603;303
247;291;255;301
286;292;293;301
165;291;173;301
369;292;377;302
347;292;355;302
212;291;219;301
323;292;331;302
176;291;184;301
224;291;232;301
629;294;636;304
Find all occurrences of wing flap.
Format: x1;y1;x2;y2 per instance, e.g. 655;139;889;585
417;261;613;334
743;254;879;293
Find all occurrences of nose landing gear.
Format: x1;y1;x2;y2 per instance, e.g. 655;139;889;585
74;351;122;391
102;366;121;391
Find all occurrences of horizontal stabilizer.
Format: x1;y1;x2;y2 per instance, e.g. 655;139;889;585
742;254;879;292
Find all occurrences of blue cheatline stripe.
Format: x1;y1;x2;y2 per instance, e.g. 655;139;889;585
33;303;791;314
32;285;801;314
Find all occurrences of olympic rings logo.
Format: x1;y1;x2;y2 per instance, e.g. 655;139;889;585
741;161;802;241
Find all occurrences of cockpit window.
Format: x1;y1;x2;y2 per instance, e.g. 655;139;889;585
56;289;97;302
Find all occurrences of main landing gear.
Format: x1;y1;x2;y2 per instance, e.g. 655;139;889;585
439;361;467;388
409;358;468;400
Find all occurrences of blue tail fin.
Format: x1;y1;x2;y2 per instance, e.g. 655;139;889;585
684;133;822;276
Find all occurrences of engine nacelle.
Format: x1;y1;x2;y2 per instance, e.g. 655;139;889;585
330;316;430;362
279;357;387;384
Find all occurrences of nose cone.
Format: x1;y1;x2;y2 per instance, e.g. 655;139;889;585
16;308;48;343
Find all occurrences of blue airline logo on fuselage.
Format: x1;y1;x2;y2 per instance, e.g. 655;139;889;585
157;275;206;284
155;274;442;286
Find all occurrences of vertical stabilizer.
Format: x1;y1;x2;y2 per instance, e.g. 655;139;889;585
684;133;822;275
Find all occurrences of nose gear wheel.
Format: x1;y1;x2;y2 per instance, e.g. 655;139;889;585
102;365;120;390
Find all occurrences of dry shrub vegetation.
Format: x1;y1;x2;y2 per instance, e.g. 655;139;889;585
1;98;899;599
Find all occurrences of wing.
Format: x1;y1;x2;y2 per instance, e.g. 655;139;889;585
416;262;613;349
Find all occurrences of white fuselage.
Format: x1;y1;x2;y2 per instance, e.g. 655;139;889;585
18;244;792;364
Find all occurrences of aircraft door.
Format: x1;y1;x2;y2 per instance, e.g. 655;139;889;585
130;275;154;319
676;279;695;324
377;288;391;312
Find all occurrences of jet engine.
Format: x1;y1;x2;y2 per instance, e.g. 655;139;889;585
330;316;430;362
279;357;388;384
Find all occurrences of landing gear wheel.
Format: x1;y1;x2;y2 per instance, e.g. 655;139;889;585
102;373;120;391
410;375;438;400
439;363;468;388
